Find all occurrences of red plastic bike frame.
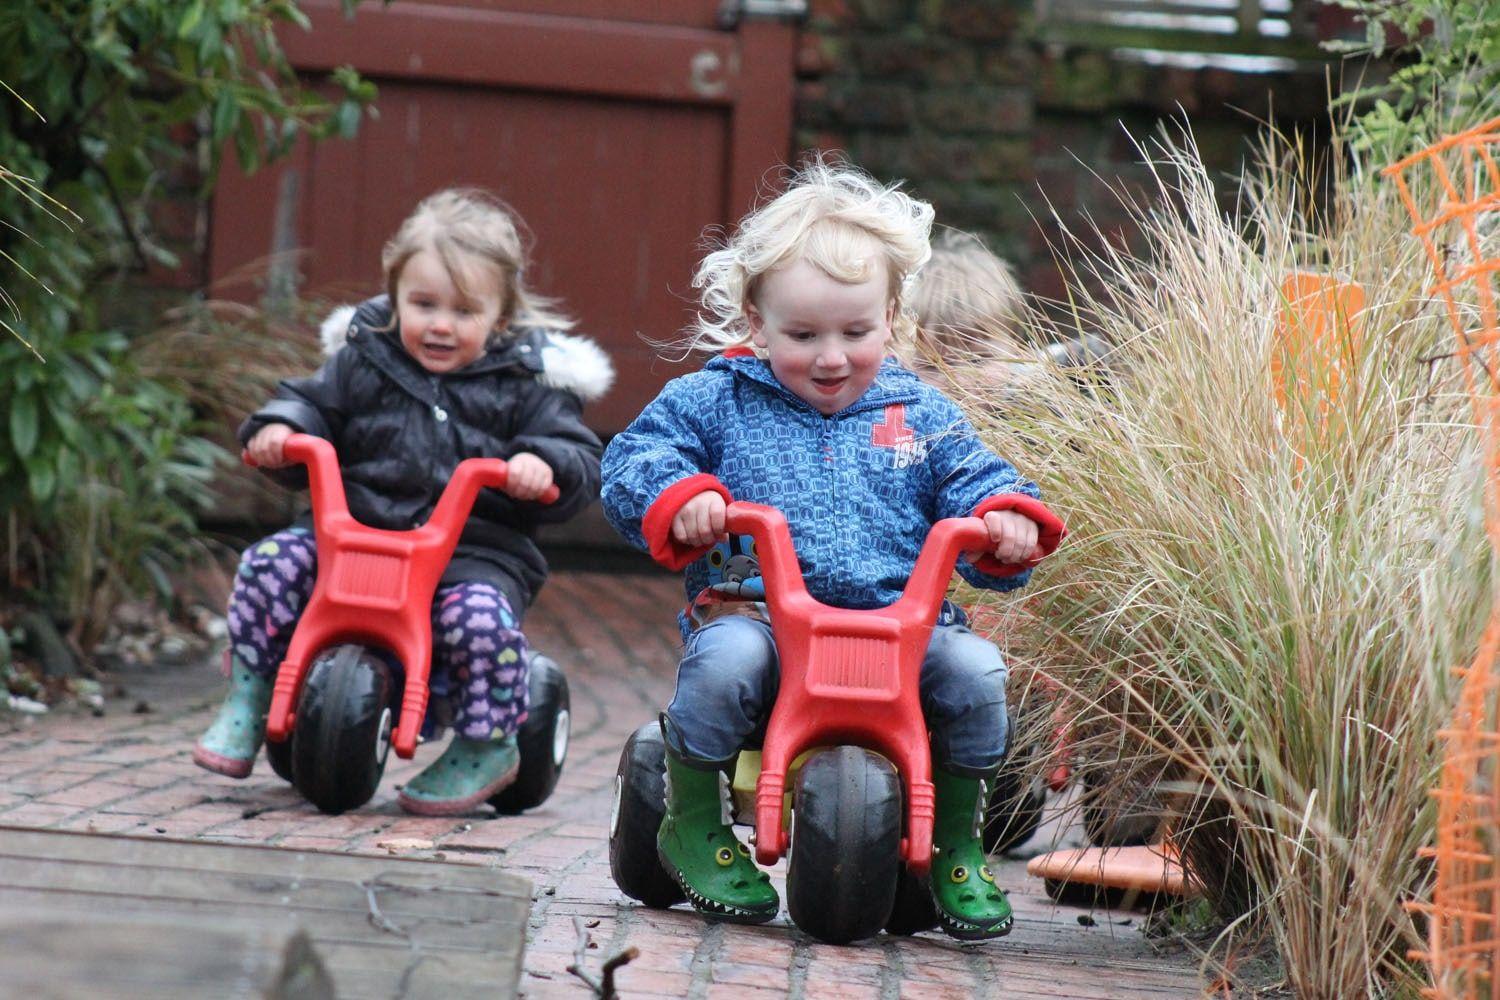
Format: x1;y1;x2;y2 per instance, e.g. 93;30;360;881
724;501;991;874
258;434;555;758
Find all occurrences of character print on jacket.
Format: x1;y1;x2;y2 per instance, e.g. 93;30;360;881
686;533;767;629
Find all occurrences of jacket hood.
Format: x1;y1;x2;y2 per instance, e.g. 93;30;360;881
319;302;615;402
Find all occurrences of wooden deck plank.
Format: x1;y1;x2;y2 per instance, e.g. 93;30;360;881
3;824;530;888
312;941;533;1000
0;917;294;1000
0;886;521;959
0;826;530;998
0;858;514;931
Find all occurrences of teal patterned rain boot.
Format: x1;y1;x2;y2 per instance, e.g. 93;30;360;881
657;738;779;924
930;767;1014;940
192;661;273;779
397;734;520;816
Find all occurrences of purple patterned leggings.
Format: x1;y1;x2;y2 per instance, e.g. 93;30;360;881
225;528;530;740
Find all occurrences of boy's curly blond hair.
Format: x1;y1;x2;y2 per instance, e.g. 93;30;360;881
683;159;934;355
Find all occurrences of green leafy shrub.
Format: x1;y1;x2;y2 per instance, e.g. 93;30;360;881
1328;1;1500;156
0;2;374;650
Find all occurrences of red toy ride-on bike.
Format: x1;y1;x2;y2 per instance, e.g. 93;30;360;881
252;433;571;815
610;501;1003;943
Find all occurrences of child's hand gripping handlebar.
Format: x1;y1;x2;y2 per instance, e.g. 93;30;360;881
722;501;993;872
249;433;556;757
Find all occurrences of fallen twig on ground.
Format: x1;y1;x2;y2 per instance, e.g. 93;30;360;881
566;915;637;999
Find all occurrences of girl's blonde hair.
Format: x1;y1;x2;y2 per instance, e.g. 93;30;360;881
382;187;573;340
686;159;934;355
905;227;1029;372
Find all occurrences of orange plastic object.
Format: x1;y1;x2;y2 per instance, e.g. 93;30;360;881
254;434;556;758
1026;841;1197;897
1271;271;1365;428
1385;115;1500;998
724;502;992;875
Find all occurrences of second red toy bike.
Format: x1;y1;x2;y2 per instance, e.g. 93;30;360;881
252;433;571;815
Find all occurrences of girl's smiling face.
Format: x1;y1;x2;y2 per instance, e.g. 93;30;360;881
748;256;894;415
396;249;506;373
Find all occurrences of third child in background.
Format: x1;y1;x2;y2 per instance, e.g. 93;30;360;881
907;227;1109;397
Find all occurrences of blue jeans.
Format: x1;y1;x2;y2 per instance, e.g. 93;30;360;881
664;615;1009;774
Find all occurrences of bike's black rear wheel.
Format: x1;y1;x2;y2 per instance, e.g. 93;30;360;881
608;721;685;908
491;653;571;814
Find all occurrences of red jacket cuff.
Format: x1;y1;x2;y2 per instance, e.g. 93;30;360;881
969;493;1067;577
642;474;734;570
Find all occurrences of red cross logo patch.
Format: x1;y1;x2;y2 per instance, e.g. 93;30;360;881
871;404;927;469
871;404;914;449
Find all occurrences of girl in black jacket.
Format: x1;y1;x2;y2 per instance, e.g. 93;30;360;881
193;189;610;815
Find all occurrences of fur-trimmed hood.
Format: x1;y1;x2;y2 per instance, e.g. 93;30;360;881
318;303;614;402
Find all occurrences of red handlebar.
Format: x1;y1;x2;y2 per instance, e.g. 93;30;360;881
722;501;990;622
241;438;561;505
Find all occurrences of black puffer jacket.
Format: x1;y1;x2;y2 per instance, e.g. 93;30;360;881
239;296;609;612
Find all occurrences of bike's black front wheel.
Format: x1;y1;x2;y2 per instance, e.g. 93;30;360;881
264;732;294;783
786;746;902;945
290;644;394;815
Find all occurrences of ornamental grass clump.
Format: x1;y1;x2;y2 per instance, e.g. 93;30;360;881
957;128;1492;994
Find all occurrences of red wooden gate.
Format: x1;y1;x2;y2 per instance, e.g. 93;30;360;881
209;0;798;434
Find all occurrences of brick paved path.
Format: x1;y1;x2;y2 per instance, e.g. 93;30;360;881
0;570;1206;999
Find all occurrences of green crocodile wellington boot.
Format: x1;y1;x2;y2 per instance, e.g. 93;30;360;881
192;661;273;779
398;734;521;816
930;767;1014;940
658;734;779;924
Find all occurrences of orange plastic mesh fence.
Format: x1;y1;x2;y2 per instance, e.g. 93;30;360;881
1385;116;1500;999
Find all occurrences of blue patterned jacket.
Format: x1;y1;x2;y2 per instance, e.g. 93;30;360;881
601;354;1063;635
